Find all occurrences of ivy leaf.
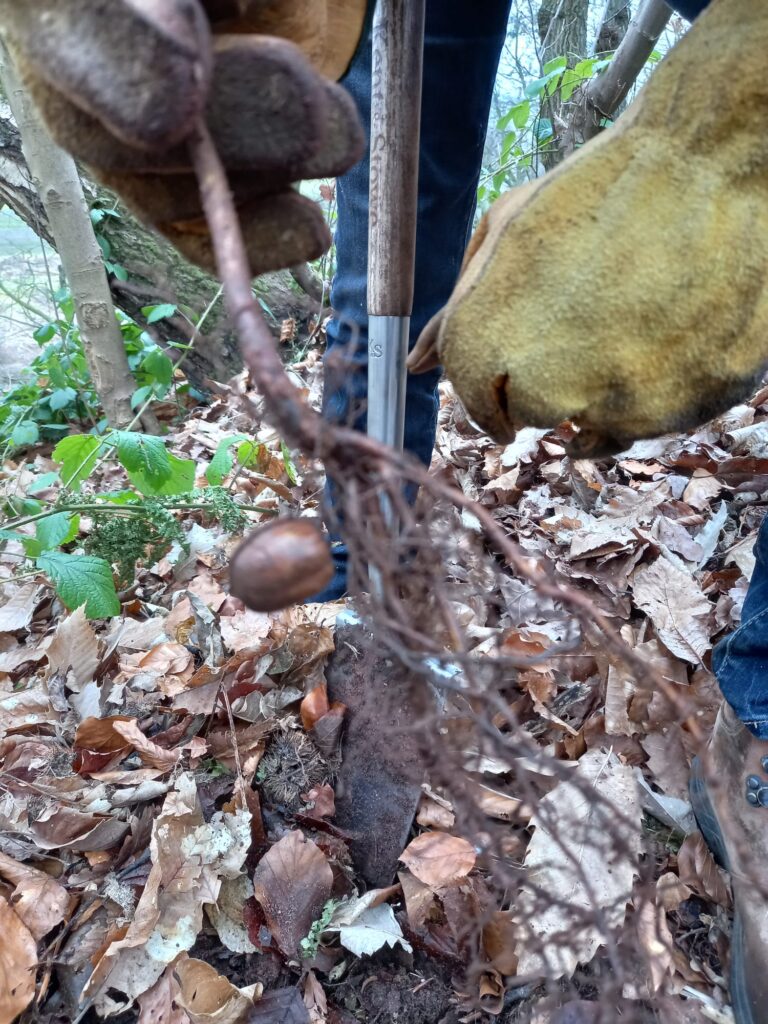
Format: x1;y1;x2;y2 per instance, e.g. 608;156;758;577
37;552;120;619
53;434;102;490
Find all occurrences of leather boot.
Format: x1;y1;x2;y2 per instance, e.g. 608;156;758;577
690;701;768;1024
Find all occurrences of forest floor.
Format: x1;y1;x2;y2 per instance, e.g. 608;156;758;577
0;321;757;1024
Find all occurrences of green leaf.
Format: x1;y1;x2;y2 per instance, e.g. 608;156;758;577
10;421;39;448
96;234;112;259
24;512;80;558
46;355;68;389
0;528;24;543
49;387;78;411
142;303;177;324
281;441;298;485
37;512;79;551
53;434;102;490
536;117;554;144
543;55;567;75
206;434;248;486
142;349;174;387
511;100;531;130
33;323;56;344
37;551;120;619
128;450;195;496
131;385;153;410
27;471;59;494
115;431;171;483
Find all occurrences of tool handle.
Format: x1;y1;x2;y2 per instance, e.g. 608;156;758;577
367;0;425;317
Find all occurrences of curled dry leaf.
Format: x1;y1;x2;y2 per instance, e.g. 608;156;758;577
0;892;36;1024
399;832;476;888
300;683;329;731
0;850;69;941
74;715;133;773
416;795;455;830
174;956;262;1024
112;719;181;772
252;830;333;958
137;969;191;1024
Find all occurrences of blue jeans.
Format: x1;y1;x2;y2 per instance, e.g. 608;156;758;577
315;0;514;599
714;517;768;740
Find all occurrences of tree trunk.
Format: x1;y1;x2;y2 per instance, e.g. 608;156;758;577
537;0;590;170
0;46;136;428
594;0;631;54
561;0;672;157
0;114;322;391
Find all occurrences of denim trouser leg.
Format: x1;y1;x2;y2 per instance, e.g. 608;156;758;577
714;517;768;740
316;0;513;599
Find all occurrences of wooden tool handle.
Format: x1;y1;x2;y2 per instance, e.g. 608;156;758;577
367;0;425;317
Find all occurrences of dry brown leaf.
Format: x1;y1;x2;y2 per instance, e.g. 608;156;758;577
85;774;251;1014
0;892;36;1024
173;956;262;1024
0;685;59;739
515;749;641;979
398;870;439;931
632;558;712;664
399;832;476;888
483;911;519;976
656;871;693;912
137;970;192;1024
252;831;333;958
634;898;674;994
0;851;69;941
416;795;455;830
46;605;100;690
300;684;329;732
219;609;273;653
678;833;731;908
477;968;505;1016
112;719;181;772
641;727;690;801
0;584;41;633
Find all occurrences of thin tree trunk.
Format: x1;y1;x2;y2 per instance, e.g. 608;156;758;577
561;0;672;157
537;0;589;170
0;110;323;391
0;45;137;428
594;0;631;54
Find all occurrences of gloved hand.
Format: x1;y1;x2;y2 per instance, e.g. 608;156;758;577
409;0;768;455
0;0;370;275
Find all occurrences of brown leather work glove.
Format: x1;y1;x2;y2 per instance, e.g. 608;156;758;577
0;0;370;275
409;0;768;456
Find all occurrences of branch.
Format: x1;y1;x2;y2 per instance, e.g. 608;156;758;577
561;0;673;157
289;263;325;305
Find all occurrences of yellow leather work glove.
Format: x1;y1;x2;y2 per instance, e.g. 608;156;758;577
409;0;768;455
0;0;370;276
